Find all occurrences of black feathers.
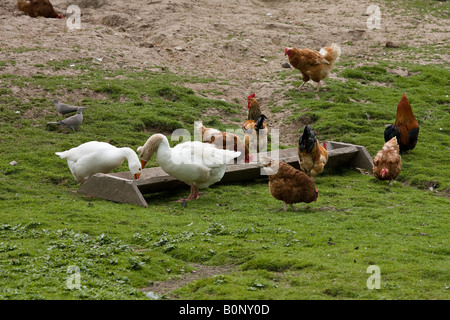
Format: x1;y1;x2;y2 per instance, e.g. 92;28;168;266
255;114;267;131
298;125;317;154
384;94;419;153
384;125;419;153
384;124;398;143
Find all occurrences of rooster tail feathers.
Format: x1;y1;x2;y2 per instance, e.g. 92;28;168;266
395;94;417;124
320;43;341;64
255;114;267;130
384;124;399;143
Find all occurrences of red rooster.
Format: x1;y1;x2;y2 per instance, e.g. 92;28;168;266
384;94;419;153
242;93;268;155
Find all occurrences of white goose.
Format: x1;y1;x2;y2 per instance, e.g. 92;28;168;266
56;141;142;183
137;134;240;201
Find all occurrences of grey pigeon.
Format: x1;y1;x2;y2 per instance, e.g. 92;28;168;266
48;107;86;131
53;99;81;115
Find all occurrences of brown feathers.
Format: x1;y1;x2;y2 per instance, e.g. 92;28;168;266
195;123;250;163
298;126;328;177
284;43;341;91
17;0;62;19
263;157;318;211
384;94;419;153
373;137;402;184
242;94;268;154
247;94;262;121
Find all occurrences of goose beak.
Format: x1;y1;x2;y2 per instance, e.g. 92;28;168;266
140;159;148;169
134;173;141;180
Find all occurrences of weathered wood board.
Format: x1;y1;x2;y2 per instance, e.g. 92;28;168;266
77;142;373;207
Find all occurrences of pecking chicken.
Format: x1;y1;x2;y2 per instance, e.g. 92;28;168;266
195;122;250;163
384;94;419;153
17;0;63;18
262;156;318;211
284;43;341;91
242;93;268;155
373;137;402;185
298;125;328;177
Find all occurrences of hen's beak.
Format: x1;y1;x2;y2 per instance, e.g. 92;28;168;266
134;173;141;180
140;159;148;169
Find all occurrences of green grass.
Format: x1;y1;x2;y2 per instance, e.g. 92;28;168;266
1;60;449;300
1;3;450;298
285;62;450;191
383;0;450;19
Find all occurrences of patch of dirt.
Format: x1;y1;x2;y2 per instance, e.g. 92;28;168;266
140;263;236;298
1;0;449;147
439;188;450;198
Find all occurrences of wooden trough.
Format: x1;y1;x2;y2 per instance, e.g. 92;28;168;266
77;141;373;207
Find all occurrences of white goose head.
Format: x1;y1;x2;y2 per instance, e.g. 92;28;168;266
120;147;142;180
137;134;168;168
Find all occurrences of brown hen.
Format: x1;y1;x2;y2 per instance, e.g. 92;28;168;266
373;137;402;185
285;43;341;91
195;122;250;164
17;0;62;19
262;157;318;211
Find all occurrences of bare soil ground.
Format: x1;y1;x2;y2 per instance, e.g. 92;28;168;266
140;263;236;298
1;0;448;146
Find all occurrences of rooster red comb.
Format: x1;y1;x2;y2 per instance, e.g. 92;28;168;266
247;93;256;100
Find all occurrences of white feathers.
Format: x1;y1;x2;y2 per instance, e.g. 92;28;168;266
56;141;141;183
137;134;240;189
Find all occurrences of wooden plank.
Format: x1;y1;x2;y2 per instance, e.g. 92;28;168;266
104;145;366;194
135;148;295;191
326;141;373;170
76;142;373;206
78;173;148;207
326;146;359;168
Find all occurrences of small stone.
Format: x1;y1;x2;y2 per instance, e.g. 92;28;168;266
386;41;399;48
146;291;160;300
